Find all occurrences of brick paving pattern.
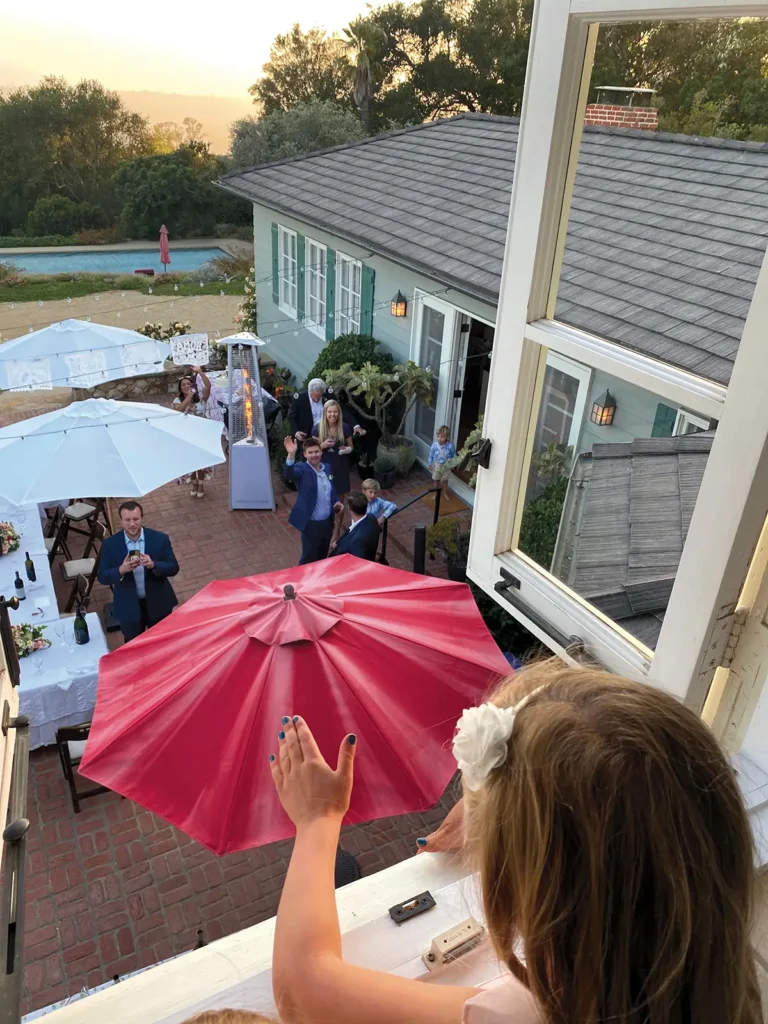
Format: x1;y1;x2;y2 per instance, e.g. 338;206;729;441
0;393;468;1014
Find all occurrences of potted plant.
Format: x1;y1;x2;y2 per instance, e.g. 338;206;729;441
373;453;398;490
426;518;471;582
325;361;432;477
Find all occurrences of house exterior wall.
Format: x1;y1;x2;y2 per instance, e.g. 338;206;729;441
575;369;678;454
251;203;497;386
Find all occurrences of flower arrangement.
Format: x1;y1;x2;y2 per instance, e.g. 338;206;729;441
12;623;51;658
0;521;20;555
235;267;257;333
136;321;192;340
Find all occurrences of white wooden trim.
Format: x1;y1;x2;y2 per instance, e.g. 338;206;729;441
569;0;768;20
542;351;592;453
527;319;726;420
304;236;327;340
649;244;768;711
673;408;712;436
277;225;298;319
409;290;460;455
335;252;363;336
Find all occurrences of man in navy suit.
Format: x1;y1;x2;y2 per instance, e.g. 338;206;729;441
98;501;179;641
330;492;381;561
284;435;343;564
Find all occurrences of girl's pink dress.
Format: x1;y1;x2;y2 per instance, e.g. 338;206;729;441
462;974;544;1023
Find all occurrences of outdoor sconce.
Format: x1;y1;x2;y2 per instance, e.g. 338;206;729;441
391;290;408;317
590;389;617;426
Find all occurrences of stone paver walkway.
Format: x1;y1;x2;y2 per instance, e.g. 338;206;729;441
0;392;466;1014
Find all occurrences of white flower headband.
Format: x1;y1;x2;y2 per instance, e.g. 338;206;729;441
452;687;545;791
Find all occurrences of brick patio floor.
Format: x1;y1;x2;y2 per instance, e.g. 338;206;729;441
2;395;469;1015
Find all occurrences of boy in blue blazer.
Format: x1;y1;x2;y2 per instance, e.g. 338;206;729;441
284;435;343;564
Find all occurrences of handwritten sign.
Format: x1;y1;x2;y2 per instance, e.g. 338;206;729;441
170;334;210;367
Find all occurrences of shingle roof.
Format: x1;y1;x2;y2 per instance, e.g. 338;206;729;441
567;432;714;649
218;113;768;386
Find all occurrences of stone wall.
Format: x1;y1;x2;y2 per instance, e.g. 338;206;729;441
72;368;179;402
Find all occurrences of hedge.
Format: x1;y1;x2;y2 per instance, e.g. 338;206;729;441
0;235;75;248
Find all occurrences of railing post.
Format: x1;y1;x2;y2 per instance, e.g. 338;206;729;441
413;524;427;575
379;518;389;565
433;488;441;525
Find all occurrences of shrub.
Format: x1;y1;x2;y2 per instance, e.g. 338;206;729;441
305;333;394;387
0;235;73;247
0;261;22;286
469;582;541;660
214;223;253;241
426;517;470;560
27;195;107;236
518;477;568;571
75;226;121;245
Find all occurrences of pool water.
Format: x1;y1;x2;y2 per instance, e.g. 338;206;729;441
5;247;228;275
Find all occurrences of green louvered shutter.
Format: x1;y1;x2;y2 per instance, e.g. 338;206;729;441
296;234;306;322
360;265;375;336
325;247;336;341
271;223;279;305
651;403;678;437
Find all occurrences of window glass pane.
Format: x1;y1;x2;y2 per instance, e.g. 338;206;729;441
517;349;717;651
414;305;444;444
550;20;767;388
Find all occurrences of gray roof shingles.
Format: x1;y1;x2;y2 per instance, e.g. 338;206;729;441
218;113;768;387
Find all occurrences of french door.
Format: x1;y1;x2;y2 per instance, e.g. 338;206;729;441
411;293;460;464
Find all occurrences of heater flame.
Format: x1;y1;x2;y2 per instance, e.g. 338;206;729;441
242;365;254;439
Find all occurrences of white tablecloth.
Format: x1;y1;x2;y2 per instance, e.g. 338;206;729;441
19;613;108;749
0;499;59;624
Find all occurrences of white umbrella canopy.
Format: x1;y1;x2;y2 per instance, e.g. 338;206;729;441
0;398;225;504
0;319;170;392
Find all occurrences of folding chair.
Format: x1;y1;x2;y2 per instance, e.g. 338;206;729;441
63;498;112;558
56;723;108;813
61;521;106;612
46;511;73;565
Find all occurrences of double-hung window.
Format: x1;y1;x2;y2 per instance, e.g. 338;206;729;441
305;239;327;338
278;226;298;317
336;254;362;335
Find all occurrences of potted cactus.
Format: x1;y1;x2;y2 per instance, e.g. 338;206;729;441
374;452;398;490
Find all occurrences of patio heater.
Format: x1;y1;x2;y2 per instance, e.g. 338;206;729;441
221;333;276;512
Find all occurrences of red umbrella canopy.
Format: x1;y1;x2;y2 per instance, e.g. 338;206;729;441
79;556;509;855
159;224;170;269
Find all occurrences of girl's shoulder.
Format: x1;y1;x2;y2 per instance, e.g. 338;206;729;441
463;974;544;1024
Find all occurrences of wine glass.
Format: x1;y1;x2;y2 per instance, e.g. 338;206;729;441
54;623;74;654
14;511;26;537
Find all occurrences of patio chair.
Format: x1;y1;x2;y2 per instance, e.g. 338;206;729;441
55;723;109;813
45;511;73;565
60;521;106;612
64;498;112;558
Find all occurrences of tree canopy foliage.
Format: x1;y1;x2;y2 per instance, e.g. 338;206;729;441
249;26;351;115
229;100;365;170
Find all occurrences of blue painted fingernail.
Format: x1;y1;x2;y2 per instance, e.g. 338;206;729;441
293;715;300;723
281;716;290;725
279;731;285;740
348;734;356;745
416;838;428;847
269;754;276;762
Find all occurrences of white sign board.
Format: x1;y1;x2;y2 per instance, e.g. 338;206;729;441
170;334;210;367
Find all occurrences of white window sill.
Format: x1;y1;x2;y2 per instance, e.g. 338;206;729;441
307;322;326;340
278;303;297;320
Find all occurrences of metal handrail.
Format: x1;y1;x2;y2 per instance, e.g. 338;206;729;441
379;487;442;564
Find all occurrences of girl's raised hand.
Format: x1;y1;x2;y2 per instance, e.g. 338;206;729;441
270;717;356;829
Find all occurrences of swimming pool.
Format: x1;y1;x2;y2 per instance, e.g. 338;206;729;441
4;247;228;275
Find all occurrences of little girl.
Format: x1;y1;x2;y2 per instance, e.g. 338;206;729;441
428;425;457;501
269;662;761;1024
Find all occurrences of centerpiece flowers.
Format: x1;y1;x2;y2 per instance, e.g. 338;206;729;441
0;521;20;556
12;623;51;658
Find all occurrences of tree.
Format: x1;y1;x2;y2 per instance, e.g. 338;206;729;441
151;121;184;153
249;25;351;115
26;195;106;236
113;143;225;238
343;17;388;131
182;117;206;144
229;100;366;169
0;77;153;234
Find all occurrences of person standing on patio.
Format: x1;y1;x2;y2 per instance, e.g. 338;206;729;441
98;501;179;641
173;369;215;498
284;436;343;565
289;379;364;460
330;492;381;561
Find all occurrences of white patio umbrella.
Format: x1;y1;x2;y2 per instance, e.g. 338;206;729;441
0;319;170;392
0;398;225;504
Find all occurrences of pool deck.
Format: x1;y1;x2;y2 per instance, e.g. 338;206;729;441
0;238;251;258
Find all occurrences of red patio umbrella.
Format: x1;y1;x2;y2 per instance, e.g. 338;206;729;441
79;556;509;855
159;224;170;274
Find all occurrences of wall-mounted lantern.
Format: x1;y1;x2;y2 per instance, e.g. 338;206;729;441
391;290;408;318
590;389;617;426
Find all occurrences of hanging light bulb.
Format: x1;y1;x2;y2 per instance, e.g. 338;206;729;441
143;306;148;312
195;295;200;303
66;297;71;304
28;326;33;333
148;287;153;294
174;284;179;292
170;301;174;307
117;312;121;318
219;290;224;297
95;295;99;301
38;300;43;307
10;303;14;309
87;316;91;322
121;291;126;298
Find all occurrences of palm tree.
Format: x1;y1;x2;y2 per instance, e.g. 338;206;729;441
342;17;387;132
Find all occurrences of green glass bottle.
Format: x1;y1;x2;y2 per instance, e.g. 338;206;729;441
74;604;90;645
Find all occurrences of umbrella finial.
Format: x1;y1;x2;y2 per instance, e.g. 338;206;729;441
283;584;297;601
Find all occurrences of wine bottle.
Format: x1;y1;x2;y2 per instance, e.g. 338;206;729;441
74;605;90;645
24;552;36;582
14;571;26;601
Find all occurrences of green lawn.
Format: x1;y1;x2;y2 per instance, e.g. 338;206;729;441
0;275;245;304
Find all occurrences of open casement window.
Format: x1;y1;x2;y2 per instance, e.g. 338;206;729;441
305;238;327;339
277;225;298;318
468;0;768;784
336;253;362;336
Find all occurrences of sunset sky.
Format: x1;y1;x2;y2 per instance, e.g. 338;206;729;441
2;0;371;98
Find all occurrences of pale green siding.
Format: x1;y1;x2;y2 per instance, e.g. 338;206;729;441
575;370;682;455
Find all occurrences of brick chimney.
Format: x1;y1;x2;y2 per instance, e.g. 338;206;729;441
585;86;658;132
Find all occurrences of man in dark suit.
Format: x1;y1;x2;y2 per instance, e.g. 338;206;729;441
288;378;365;455
330;492;381;561
98;501;179;641
284;435;343;564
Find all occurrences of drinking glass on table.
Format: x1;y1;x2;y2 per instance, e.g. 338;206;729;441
14;511;26;537
54;622;74;654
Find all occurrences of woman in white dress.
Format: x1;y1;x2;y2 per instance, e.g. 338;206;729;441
173;367;214;498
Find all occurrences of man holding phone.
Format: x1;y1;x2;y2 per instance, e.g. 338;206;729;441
98;501;179;641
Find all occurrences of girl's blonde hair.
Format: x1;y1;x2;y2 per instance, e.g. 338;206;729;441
183;1011;276;1023
318;400;344;444
468;661;761;1024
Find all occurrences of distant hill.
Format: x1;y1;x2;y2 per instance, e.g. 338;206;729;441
117;91;254;154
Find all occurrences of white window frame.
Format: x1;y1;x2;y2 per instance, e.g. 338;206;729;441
467;0;768;717
673;407;710;436
278;225;297;318
336;253;362;336
535;351;592;455
305;237;327;339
